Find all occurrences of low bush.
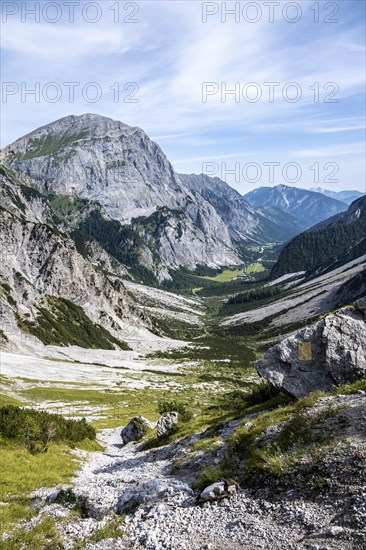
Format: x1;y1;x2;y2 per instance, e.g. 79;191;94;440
0;405;96;454
157;400;193;422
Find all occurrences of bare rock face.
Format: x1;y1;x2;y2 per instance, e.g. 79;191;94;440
120;417;154;445
2;114;242;272
157;412;179;438
0;167;150;347
256;306;366;398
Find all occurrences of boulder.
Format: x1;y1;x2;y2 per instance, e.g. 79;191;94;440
157;412;179;437
120;416;153;445
199;479;238;503
116;479;193;514
256;307;366;398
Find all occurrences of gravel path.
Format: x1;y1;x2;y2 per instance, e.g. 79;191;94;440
64;427;365;550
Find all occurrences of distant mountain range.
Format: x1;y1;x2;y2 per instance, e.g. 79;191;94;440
243;184;351;229
310;187;365;205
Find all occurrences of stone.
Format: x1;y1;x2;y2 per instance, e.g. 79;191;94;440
120;416;154;445
256;307;366;398
325;525;344;536
157;412;179;438
199;479;238;503
116;479;193;515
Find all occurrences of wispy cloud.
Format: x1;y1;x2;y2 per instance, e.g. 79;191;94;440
1;0;365;191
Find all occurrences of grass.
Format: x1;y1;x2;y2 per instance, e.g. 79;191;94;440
247;262;266;274
0;394;23;407
73;514;126;549
1;515;64;549
0;429;101;543
213;390;344;484
200;269;244;282
0;439;84;501
13;132;88;160
335;378;366;394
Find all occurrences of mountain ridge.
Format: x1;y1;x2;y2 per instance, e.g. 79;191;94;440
243;184;348;228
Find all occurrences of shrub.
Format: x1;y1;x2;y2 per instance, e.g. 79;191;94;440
157;400;193;422
0;405;96;454
15;296;129;350
193;465;223;491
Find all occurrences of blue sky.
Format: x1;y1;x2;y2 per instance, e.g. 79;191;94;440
1;0;365;193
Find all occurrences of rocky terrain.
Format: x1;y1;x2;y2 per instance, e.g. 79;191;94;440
4;382;365;549
1;114;296;280
1;296;365;549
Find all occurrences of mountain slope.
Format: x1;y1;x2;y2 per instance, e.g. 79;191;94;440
2;115;263;278
2;115;304;280
0;164;154;348
271;196;366;279
180;173;304;242
244;184;347;228
0;164;212;347
310;187;365;205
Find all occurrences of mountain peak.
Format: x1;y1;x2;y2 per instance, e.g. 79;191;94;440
1;114;137;154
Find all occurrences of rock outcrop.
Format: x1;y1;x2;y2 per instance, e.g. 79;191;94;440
256;305;366;398
0;166;149;347
120;417;154;445
157;412;179;437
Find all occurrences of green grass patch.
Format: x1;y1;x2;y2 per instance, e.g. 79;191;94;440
200;269;244;283
0;439;82;500
16;296;129;350
1;514;63;549
335;378;366;395
247;262;265;274
0;394;23;407
13;132;88;160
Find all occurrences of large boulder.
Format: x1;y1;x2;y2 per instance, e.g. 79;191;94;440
157;412;179;437
120;416;154;445
256;306;366;398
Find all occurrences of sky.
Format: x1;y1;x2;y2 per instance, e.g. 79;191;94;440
1;0;365;193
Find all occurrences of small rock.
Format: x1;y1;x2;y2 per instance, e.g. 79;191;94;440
325;525;344;536
199;479;238;503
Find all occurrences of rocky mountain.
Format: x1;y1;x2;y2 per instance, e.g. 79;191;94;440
243;184;347;228
310;187;365;205
271;195;366;279
2;114;308;284
180;174;303;243
0;164;153;349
